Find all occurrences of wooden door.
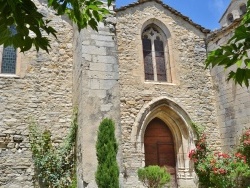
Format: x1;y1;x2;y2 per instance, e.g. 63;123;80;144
144;118;177;187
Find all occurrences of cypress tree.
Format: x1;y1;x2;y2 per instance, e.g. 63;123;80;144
95;118;119;188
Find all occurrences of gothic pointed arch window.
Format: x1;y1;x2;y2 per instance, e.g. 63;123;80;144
142;24;171;82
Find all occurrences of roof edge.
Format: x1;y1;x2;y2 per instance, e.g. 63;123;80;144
207;18;241;42
219;0;234;22
115;0;210;33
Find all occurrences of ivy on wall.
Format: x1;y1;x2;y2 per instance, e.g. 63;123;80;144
29;110;78;188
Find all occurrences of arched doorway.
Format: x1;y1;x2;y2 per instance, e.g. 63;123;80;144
132;97;198;187
144;118;177;187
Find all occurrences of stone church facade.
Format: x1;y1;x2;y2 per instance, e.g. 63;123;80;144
0;0;249;188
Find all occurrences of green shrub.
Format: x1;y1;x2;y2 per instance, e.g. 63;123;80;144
137;165;171;188
95;118;119;188
29;110;78;188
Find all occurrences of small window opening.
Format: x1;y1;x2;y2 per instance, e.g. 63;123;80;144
227;13;234;24
240;4;247;16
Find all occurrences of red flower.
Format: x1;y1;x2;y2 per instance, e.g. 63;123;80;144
221;153;230;158
243;139;250;146
235;152;247;163
189;149;196;159
235;152;242;158
218;168;227;174
245;130;250;136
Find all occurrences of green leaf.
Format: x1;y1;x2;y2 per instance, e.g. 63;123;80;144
0;0;114;52
88;5;100;11
206;0;250;87
89;18;98;31
93;10;101;22
236;60;242;67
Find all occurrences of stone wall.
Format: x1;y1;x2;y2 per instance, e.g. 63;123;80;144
3;0;249;187
219;0;247;27
72;5;122;187
207;25;250;152
116;1;220;187
0;1;73;187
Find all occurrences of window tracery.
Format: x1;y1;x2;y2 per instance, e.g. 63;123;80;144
142;25;170;82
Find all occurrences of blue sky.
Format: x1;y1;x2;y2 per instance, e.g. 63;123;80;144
116;0;231;30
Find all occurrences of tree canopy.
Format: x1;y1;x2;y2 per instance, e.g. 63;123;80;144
0;0;113;52
206;0;250;87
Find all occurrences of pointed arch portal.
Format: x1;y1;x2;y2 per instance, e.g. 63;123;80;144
131;97;197;187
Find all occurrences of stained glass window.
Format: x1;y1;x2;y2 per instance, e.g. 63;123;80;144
154;38;166;81
1;26;17;74
142;25;168;82
143;36;154;80
1;46;17;74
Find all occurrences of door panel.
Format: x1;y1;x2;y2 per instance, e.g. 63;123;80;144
145;136;173;143
144;118;177;187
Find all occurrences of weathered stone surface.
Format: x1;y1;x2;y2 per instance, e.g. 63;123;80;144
207;23;250;152
13;135;23;142
1;0;249;188
0;0;73;187
116;1;220;187
73;5;121;187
